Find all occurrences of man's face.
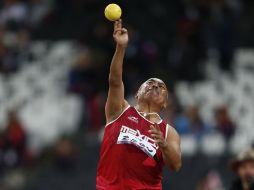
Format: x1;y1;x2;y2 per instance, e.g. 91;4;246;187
237;161;254;184
136;78;168;108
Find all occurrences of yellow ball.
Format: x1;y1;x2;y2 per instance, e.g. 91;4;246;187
104;4;122;21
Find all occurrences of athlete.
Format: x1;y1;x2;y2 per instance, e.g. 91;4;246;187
96;19;182;190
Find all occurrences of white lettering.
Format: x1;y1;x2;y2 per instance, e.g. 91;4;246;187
117;126;159;157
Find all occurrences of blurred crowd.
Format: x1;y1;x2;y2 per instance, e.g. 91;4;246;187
0;0;52;74
0;0;254;189
0;1;76;188
0;0;50;177
166;101;235;141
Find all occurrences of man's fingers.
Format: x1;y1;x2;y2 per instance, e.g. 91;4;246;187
113;20;126;38
114;20;122;33
149;125;168;148
155;124;161;131
114;19;122;31
150;130;163;136
113;28;128;37
148;129;157;135
149;125;164;142
154;138;167;147
114;20;118;31
150;124;162;131
151;133;163;139
149;126;162;135
113;29;122;36
117;19;122;28
155;139;165;144
150;125;156;130
122;28;128;33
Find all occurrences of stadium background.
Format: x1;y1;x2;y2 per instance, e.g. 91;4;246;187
0;0;254;189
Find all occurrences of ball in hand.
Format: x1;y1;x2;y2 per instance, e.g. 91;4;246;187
104;4;122;21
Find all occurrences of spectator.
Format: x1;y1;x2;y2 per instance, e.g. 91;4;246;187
28;0;52;27
15;28;32;63
0;41;7;72
169;0;206;81
201;0;240;71
174;104;210;140
0;110;27;170
0;0;28;28
68;47;102;131
214;105;235;141
229;148;254;190
54;138;78;171
196;170;225;190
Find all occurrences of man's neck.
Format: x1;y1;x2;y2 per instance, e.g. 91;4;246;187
135;104;162;123
135;103;160;114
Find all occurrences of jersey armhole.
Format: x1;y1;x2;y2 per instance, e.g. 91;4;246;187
105;105;130;128
165;124;170;139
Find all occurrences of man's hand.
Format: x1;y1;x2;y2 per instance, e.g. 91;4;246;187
149;125;182;171
113;19;128;48
149;125;168;150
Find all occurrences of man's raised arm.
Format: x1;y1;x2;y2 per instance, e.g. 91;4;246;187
105;19;129;124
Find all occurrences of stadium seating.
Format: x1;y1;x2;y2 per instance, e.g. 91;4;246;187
175;49;254;155
0;41;82;155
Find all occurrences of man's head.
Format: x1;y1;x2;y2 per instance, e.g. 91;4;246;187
135;78;168;111
230;149;254;188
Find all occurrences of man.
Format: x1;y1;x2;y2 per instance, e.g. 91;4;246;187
96;19;181;190
229;148;254;190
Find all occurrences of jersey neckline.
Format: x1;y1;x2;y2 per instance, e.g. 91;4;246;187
133;107;163;124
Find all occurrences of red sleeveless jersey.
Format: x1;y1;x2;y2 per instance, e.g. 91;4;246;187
96;106;169;190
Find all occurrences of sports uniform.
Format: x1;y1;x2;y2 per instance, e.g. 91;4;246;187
96;106;169;190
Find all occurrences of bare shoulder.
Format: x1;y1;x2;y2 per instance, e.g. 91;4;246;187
122;99;130;109
167;125;180;142
105;99;130;124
